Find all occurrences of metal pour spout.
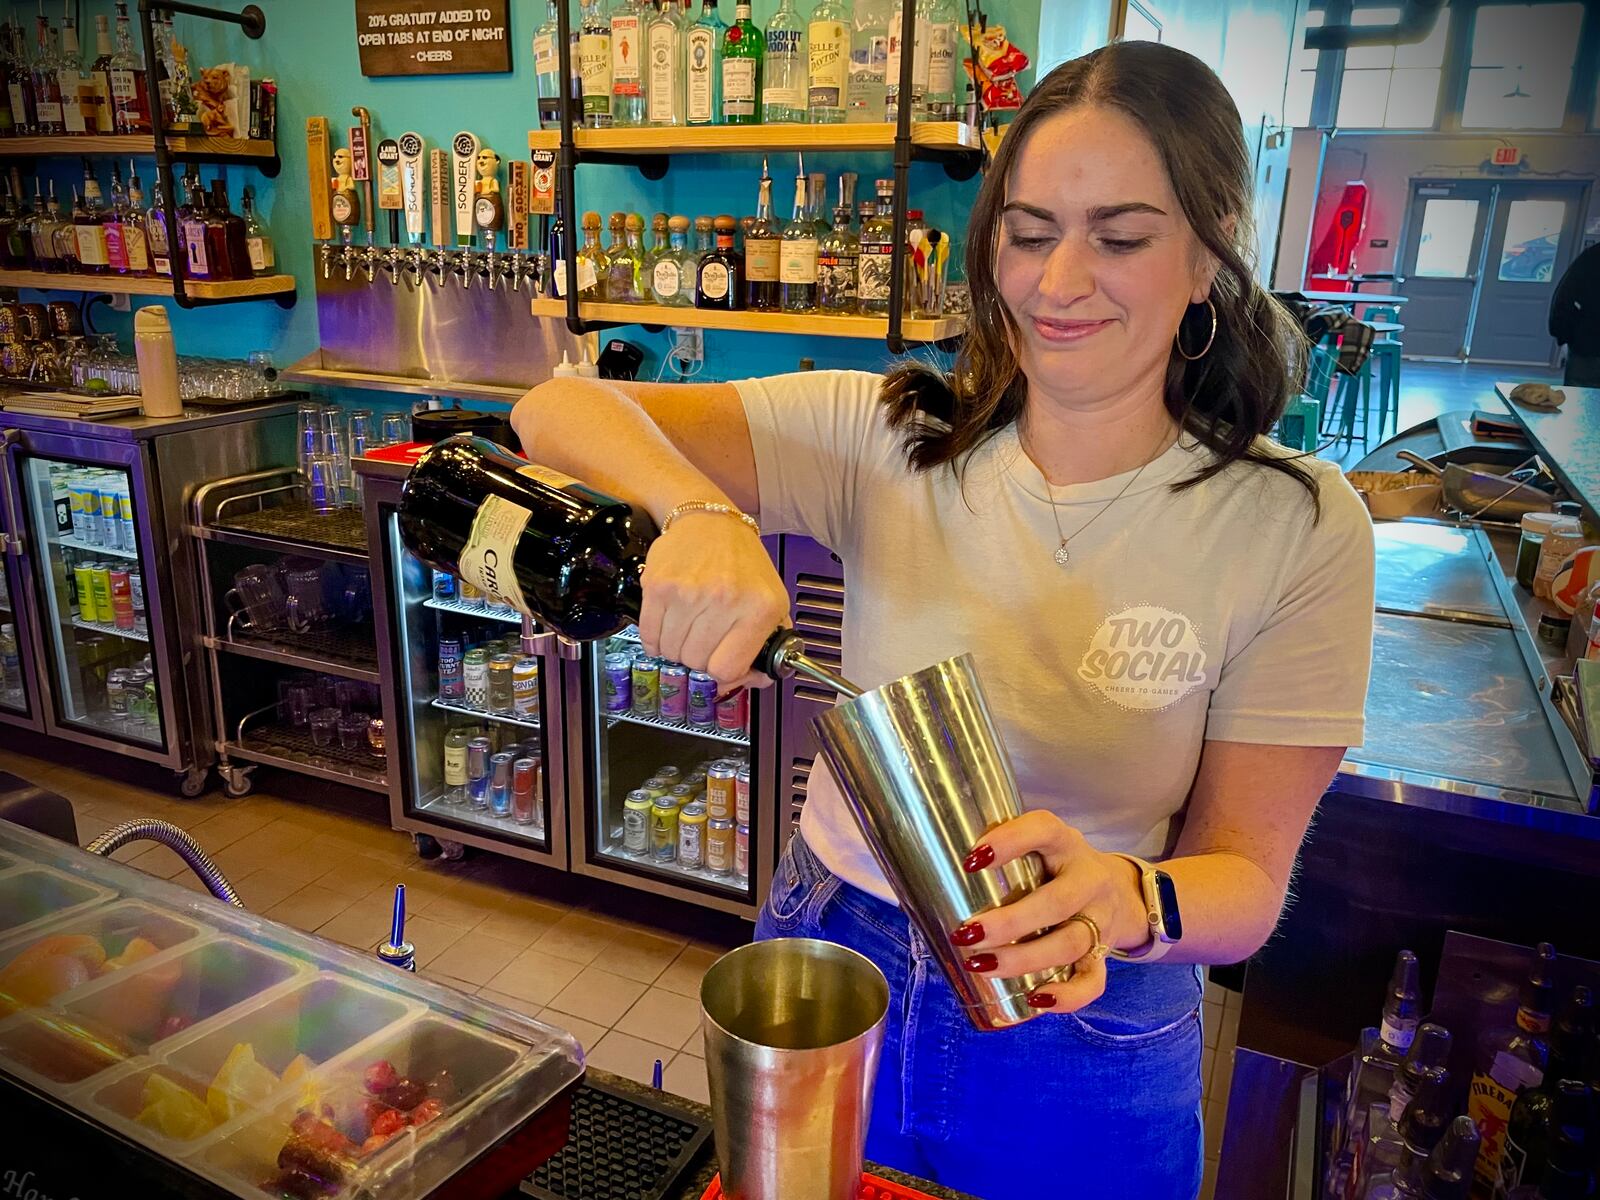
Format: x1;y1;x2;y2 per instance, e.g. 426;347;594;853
759;629;864;699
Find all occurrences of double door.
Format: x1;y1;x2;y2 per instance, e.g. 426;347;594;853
1399;179;1589;364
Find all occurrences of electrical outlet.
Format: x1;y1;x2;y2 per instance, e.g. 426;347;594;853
671;327;704;363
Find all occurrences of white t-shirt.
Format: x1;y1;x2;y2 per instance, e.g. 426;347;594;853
736;369;1375;904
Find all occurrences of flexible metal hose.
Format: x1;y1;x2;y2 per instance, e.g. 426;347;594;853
85;819;246;907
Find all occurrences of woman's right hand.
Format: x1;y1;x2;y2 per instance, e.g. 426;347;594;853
636;510;792;690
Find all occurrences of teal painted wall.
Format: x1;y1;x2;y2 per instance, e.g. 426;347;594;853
34;0;1049;394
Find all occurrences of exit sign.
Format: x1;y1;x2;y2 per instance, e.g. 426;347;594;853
1493;146;1522;166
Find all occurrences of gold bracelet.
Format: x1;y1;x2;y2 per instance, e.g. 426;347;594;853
661;500;761;537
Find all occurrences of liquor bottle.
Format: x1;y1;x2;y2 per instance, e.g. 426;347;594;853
241;184;273;272
650;214;692;306
110;1;150;135
579;0;613;129
847;0;890;123
1387;1023;1451;1125
30;8;63;136
57;13;87;135
153;12;174;124
646;0;686;126
923;0;959;121
607;211;646;303
1342;950;1423;1160
1498;987;1594;1195
780;165;817;313
720;2;762;125
28;182;55;270
807;0;850;123
0;182;23;269
690;212;714;274
145;172;172;276
695;213;742;309
1468;943;1558;1195
533;0;562;128
1505;1123;1592;1200
73;162;109;274
209;176;252;279
103;161;128;273
1416;1117;1481;1200
180;172;210;279
168;39;199;132
443;727;471;805
762;0;805;124
87;15;115;134
1356;1065;1451;1199
818;174;860;312
743;159;781;310
857;177;897;315
885;0;932;124
1502;1081;1593;1200
7;25;35;136
610;0;649;128
808;171;829;236
643;211;667;283
121;163;150;275
52;186;80;272
576;209;608;299
685;0;724;126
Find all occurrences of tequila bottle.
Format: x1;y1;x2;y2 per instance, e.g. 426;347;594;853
121;163;150;275
762;0;805;124
576;209;609;299
690;213;714;276
695;213;742;310
650;215;693;306
646;0;687;126
847;0;890;123
685;0;724;126
242;185;273;272
923;0;959;121
533;0;563;128
807;0;850;123
579;0;613;129
720;2;762;125
808;171;829;236
744;158;781;310
610;0;649;128
643;211;669;282
607;211;646;302
886;0;931;124
110;1;150;134
817;175;860;313
780;167;817;312
857;178;896;315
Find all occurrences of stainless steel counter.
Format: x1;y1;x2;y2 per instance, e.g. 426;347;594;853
1;400;300;442
1499;379;1600;525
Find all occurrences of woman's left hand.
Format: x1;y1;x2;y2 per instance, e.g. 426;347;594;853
952;811;1152;1012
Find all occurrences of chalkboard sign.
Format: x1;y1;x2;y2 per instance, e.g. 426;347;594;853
355;0;512;76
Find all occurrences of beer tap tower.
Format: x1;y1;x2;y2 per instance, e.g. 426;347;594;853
350;105;377;283
376;136;404;285
398;132;427;286
448;131;480;289
473;146;505;290
330;146;360;281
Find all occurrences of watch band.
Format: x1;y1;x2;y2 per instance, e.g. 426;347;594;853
1105;852;1177;963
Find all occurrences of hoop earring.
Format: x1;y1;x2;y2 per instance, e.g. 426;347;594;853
1176;299;1218;362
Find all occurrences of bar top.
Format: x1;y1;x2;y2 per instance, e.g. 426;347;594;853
1499;380;1600;523
0;398;298;442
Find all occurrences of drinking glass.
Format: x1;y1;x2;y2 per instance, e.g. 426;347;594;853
285;681;317;728
309;707;340;748
337;711;369;751
247;351;279;396
297;404;324;477
305;454;343;513
379;412;409;446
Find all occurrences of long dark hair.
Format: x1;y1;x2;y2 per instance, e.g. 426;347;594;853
882;41;1318;512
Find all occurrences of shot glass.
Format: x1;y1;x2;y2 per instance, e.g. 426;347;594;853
309;706;340;748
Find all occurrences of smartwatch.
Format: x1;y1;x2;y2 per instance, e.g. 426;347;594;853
1106;853;1182;962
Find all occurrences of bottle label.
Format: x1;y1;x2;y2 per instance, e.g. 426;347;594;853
246;234;270;272
1514;1006;1551;1035
818;249;859;305
647;23;677;122
780;237;817;283
458;494;533;615
699;260;729;300
721;57;756;115
652;258;682;299
533;31;558;75
808;20;848;107
579;32;613;114
745;236;779;282
1497;1131;1530;1197
75;224;109;267
928;22;957;95
110;68;138;102
686;27;715;123
35;100;63;124
184;220;208;274
518;463;582;491
858;244;895;300
885;15;931;91
576;257;598;293
1379;1015;1416;1054
611;15;642;92
59;73;86;134
1468;1072;1517;1192
443;744;467;787
6;84;25;124
764;28;805;108
104;221;128;271
553;258;571;297
123;221;149;272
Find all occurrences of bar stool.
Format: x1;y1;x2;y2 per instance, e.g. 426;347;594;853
1364;305;1403;442
1314;337;1371;448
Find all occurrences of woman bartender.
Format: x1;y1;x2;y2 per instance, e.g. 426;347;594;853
512;40;1375;1200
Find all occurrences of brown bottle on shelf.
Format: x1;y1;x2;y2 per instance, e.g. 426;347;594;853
208;177;253;280
695;213;743;310
179;171;212;279
72;164;109;274
109;1;150;135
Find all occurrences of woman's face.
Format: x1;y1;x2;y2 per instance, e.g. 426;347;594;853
995;104;1217;411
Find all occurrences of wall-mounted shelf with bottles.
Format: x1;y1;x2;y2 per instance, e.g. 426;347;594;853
0;134;277;166
0;268;295;300
528;298;963;343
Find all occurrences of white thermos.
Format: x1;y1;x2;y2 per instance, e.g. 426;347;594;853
134;307;182;418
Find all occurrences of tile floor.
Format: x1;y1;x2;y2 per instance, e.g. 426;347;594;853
0;734;1244;1200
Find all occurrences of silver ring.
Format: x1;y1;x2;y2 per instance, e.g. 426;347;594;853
1066;912;1109;961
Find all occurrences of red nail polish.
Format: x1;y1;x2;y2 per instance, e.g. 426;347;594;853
951;922;984;947
962;844;995;873
965;953;998;972
1027;992;1058;1009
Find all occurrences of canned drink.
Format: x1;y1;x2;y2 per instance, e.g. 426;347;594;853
684;766;708;789
654;765;683;785
687;671;718;727
650;794;680;863
90;565;113;626
512;658;540;717
659;663;689;721
735;765;751;825
74;563;98;623
67;478;87;541
512;757;540;825
128;570;144;624
638;774;672;801
99;481;122;551
117;485;134;552
125;669;153;728
466;736;492;809
623;789;654;853
105;667;129;720
488;653;516;715
433;570;457;601
489;751;515;817
109;569;134;630
76;477;102;545
631;656;660;717
734;822;749;882
670;783;698;808
716;688;748;733
438;636;465;701
602;652;633;712
705;761;738;821
706;818;735;875
678;801;708;868
463;648;489;709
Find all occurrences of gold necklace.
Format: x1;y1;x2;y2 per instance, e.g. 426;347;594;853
1042;460;1149;566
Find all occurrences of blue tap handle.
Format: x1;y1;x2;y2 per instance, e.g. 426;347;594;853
389;884;407;950
652;1058;663;1090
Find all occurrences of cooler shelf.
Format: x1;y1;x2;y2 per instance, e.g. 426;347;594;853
423;596;524;624
55;534;140;560
431;697;542;732
71;615;149;643
605;709;748;747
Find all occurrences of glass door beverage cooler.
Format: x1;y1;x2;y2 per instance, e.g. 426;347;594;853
0;435;44;733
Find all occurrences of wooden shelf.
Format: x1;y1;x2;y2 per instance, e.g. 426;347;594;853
527;121;982;156
529;298;963;342
0;269;295;300
0;133;276;159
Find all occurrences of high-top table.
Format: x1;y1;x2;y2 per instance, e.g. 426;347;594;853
1498;379;1600;524
1278;289;1410;308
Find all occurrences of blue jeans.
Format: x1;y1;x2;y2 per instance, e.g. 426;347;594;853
755;832;1204;1200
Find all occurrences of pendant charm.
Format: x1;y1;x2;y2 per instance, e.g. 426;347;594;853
1054;541;1071;566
